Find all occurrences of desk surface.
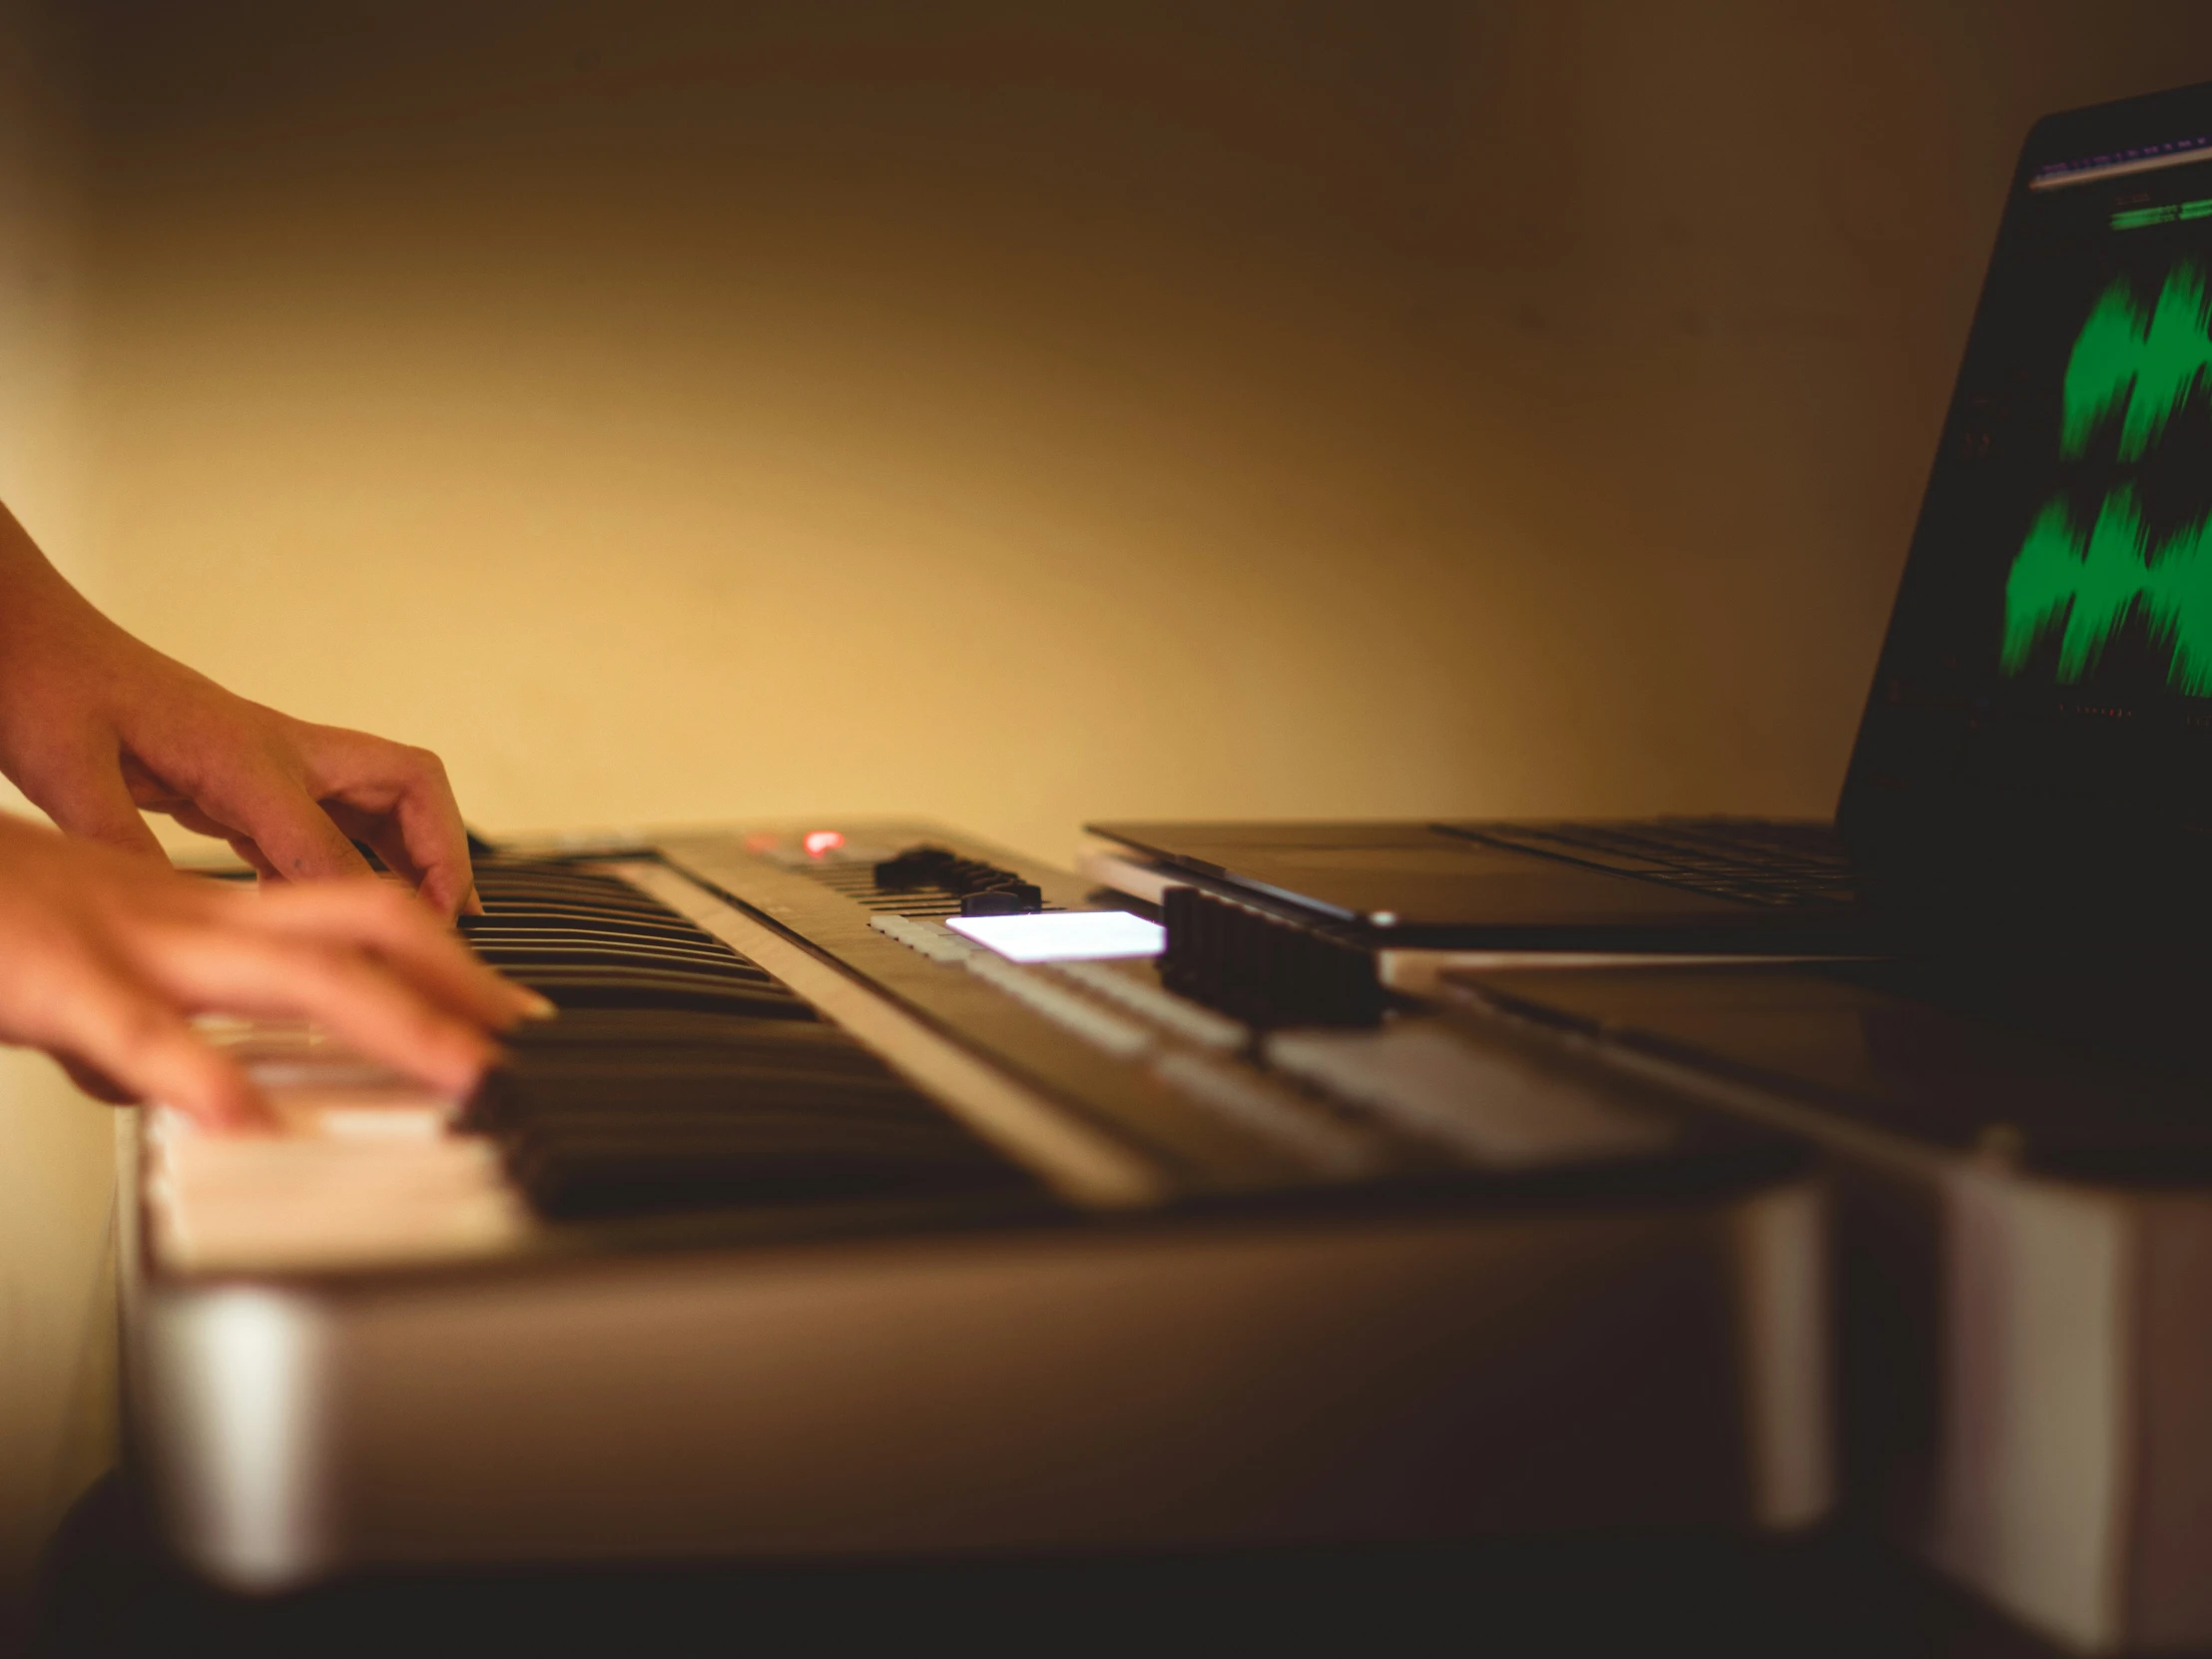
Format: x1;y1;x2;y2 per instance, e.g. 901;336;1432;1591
32;1474;2061;1659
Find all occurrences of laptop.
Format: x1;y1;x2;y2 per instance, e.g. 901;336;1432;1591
1088;79;2212;960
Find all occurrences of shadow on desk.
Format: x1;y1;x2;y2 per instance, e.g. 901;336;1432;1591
31;1475;2062;1659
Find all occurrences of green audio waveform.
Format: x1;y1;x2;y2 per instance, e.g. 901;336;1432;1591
2001;489;2212;693
2113;196;2212;232
2063;263;2212;459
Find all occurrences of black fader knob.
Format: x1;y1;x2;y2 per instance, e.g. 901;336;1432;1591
875;845;958;890
959;886;1042;917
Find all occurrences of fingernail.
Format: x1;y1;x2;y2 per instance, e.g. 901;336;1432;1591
516;990;559;1020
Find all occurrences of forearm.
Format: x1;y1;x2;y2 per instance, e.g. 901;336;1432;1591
0;502;123;667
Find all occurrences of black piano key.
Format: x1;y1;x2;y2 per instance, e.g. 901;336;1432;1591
469;1069;929;1128
461;858;813;1018
469;1001;1036;1219
469;894;695;920
497;1007;862;1051
465;897;718;923
471;910;711;938
495;1046;925;1082
472;880;699;924
462;916;729;945
476;886;664;912
468;940;784;977
515;1138;1030;1217
486;1090;938;1135
464;920;773;950
472;1018;925;1124
503;972;815;1019
513;1120;1004;1165
461;866;1038;1219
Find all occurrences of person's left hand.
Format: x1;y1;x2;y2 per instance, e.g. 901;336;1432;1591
0;814;537;1128
0;507;482;916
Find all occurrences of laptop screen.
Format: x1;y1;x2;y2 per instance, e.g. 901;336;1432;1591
1841;80;2212;908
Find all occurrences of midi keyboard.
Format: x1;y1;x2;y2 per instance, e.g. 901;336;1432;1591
129;824;1830;1590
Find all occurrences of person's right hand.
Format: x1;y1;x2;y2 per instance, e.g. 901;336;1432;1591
0;502;486;917
0;813;544;1129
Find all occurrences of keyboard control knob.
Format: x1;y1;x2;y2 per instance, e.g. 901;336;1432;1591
960;886;1041;917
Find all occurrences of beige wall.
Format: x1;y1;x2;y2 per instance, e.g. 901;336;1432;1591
0;0;117;1638
0;0;81;574
75;0;2212;864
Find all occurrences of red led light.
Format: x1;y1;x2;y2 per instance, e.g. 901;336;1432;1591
803;830;845;857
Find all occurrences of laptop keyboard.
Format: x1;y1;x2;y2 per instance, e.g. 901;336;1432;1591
1449;818;1862;910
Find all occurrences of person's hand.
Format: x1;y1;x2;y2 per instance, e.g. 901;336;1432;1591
0;814;541;1128
0;505;482;916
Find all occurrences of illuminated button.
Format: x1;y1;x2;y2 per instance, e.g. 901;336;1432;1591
803;830;845;857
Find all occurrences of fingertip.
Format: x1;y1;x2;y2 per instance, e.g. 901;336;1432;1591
428;1028;501;1096
473;966;554;1027
191;1052;275;1135
205;1089;280;1136
410;867;476;921
159;1047;274;1135
386;1000;501;1093
458;979;551;1035
52;973;274;1133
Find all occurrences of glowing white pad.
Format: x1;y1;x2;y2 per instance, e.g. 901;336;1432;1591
944;910;1165;962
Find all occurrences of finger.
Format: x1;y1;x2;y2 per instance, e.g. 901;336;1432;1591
355;820;483;915
118;752;196;817
202;764;375;886
135;924;500;1097
353;815;429;891
39;965;268;1130
22;739;168;863
56;1054;136;1106
357;818;483;916
213;836;282;881
157;805;285;881
142;791;281;879
162;800;253;845
309;736;476;918
229;878;549;1026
